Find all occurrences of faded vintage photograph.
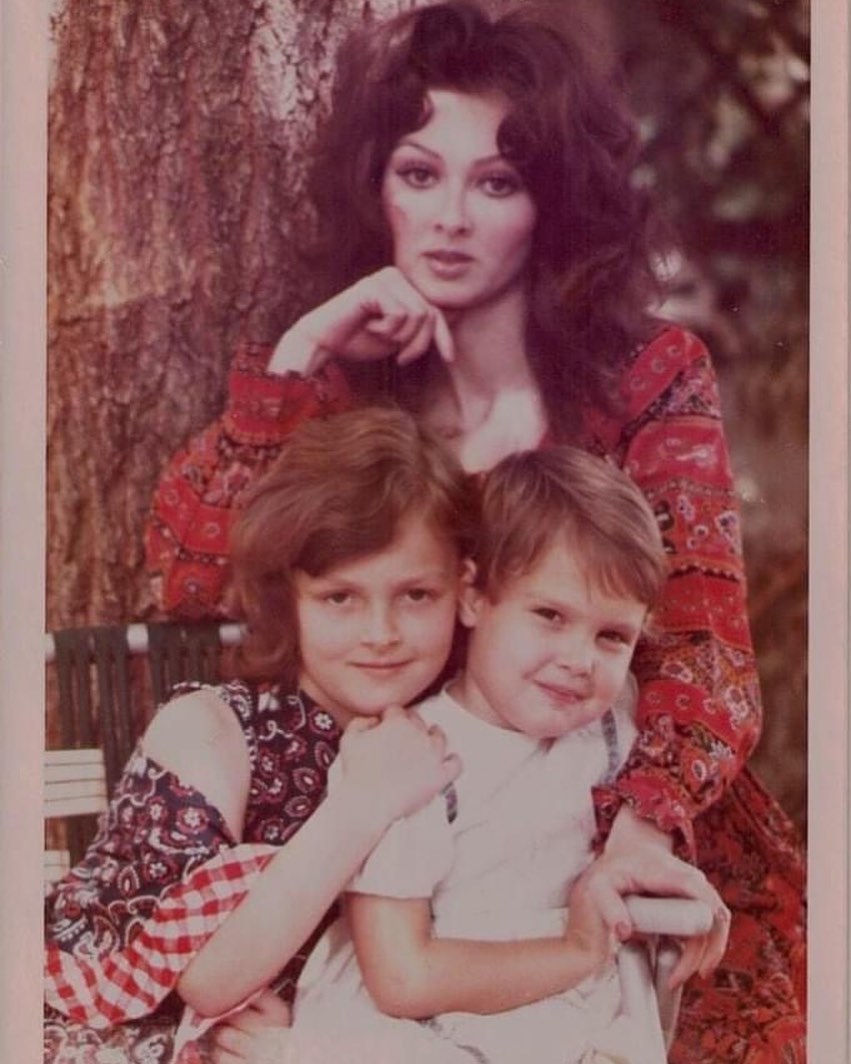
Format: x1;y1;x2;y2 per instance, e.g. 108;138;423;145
41;2;809;1061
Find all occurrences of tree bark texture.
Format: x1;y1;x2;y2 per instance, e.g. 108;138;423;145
47;0;418;629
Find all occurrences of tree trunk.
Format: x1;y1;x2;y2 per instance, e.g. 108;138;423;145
47;0;417;628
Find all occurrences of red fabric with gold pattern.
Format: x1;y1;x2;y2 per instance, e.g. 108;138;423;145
143;326;805;1062
145;341;354;619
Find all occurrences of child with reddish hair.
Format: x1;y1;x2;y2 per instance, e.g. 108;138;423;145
45;407;727;1064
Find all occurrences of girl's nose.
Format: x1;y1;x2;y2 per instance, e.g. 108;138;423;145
361;604;401;648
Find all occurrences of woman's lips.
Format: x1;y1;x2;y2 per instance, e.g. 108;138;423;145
424;250;474;278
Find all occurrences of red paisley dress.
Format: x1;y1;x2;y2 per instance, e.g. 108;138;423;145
44;682;342;1063
137;324;805;1062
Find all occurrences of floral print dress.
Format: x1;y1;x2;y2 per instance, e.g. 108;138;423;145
44;682;342;1063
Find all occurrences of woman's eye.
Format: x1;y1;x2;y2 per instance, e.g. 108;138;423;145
398;165;436;189
481;173;521;197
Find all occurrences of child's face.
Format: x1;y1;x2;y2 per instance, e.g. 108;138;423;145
295;514;462;728
455;539;647;740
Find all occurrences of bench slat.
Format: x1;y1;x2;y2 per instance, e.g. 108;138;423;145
45;747;105;765
45;762;106;785
45;793;107;817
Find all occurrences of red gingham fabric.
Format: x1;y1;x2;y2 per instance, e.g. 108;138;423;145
45;844;278;1028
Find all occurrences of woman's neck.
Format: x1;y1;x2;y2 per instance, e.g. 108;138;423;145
441;288;537;426
422;288;548;471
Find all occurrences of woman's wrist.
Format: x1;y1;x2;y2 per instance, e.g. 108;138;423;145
604;803;674;856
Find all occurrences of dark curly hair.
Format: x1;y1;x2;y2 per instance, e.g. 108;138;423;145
307;0;667;435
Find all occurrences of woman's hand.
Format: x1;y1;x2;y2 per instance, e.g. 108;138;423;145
267;267;454;377
579;811;730;989
337;706;462;828
208;990;291;1063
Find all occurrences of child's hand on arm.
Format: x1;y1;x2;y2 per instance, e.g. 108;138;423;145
208;991;291;1064
175;707;460;1018
336;706;462;828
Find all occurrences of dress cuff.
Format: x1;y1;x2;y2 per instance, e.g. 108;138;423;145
223;341;352;445
44;844;279;1028
592;777;696;861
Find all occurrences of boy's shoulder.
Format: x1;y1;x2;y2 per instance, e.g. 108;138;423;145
410;689;456;727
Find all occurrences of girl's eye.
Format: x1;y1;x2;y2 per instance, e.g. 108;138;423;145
323;590;352;606
533;607;562;624
481;172;522;197
398;164;437;189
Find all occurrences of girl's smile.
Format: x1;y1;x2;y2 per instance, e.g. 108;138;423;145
294;514;463;728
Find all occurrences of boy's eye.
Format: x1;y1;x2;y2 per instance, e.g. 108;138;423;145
404;587;435;604
598;629;631;648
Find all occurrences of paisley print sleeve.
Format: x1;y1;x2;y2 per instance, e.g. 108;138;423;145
590;326;762;857
144;340;354;618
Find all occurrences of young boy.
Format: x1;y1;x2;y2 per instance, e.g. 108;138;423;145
285;445;680;1064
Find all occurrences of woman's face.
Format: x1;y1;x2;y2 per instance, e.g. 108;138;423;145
381;89;537;314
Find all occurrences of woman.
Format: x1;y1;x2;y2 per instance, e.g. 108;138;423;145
146;3;805;1062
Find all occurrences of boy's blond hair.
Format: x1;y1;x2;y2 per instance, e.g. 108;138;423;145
473;447;667;607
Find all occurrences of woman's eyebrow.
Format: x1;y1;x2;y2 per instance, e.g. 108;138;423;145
393;138;507;169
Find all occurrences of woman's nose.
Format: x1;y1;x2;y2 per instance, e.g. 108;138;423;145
435;183;471;235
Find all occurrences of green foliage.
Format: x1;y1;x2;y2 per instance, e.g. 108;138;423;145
615;0;809;434
610;0;809;827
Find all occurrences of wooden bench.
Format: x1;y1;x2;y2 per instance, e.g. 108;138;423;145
44;747;108;888
44;620;242;885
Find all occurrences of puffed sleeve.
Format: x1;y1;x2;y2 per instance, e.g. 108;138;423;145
144;341;354;618
44;744;280;1028
589;326;762;858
